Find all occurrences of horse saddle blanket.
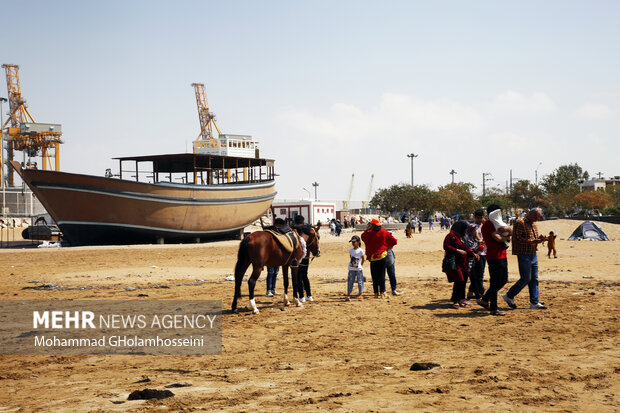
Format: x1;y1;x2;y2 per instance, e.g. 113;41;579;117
265;228;298;254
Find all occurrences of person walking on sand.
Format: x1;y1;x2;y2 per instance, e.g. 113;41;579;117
443;220;477;308
477;204;511;316
467;209;487;300
502;208;548;310
361;218;397;298
345;235;365;301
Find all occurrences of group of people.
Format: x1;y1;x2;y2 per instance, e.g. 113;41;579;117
345;218;403;300
443;205;551;316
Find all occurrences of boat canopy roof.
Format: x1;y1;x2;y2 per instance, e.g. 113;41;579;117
114;153;274;173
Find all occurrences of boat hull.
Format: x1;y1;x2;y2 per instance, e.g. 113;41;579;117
10;161;276;246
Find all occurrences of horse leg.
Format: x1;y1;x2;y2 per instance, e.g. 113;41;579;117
282;265;291;306
247;264;262;314
231;256;250;313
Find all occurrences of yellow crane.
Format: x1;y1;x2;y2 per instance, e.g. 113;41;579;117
361;174;374;213
1;64;62;186
342;173;354;211
191;83;222;150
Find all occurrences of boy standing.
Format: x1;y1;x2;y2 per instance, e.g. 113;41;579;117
346;235;365;301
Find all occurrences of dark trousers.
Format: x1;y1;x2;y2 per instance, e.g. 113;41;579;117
297;258;311;298
370;258;387;294
468;255;486;298
482;258;508;311
451;280;467;303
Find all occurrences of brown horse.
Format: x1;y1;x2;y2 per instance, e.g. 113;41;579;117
231;225;320;314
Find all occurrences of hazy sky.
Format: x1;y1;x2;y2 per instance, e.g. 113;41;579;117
2;1;619;202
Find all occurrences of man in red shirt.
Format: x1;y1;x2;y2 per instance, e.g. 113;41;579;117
361;218;397;298
478;204;510;316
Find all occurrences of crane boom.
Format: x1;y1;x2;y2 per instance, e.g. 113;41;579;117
343;173;355;210
191;83;222;141
361;174;374;212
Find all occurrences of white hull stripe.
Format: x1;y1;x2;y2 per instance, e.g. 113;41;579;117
58;221;248;235
33;183;276;205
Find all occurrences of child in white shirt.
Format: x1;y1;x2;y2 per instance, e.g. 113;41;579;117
346;235;365;301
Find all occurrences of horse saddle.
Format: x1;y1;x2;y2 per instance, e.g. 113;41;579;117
264;227;298;254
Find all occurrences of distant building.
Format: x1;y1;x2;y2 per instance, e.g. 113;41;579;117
271;200;336;225
580;176;620;192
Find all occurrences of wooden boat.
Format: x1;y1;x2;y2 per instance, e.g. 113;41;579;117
10;153;276;246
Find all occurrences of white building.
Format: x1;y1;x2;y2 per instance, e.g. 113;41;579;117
271;200;337;226
193;134;260;158
580;177;620;192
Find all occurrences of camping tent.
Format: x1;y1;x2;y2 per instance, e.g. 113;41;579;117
568;221;610;241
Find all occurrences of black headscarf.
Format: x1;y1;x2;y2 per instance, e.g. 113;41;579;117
451;220;469;237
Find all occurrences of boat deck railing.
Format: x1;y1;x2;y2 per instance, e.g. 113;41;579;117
115;153;275;185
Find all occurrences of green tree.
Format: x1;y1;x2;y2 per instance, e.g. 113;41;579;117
511;180;544;209
478;187;513;212
540;163;585;195
369;184;437;214
436;182;480;215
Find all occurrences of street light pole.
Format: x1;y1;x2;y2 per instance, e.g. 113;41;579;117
406;153;418;185
312;181;319;201
535;162;542;186
302;187;311;200
449;169;457;184
482;172;493;197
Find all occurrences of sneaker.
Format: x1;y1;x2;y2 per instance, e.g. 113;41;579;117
300;297;306;303
306;296;314;302
502;294;517;309
459;299;470;307
357;295;363;300
265;291;274;297
530;302;547;310
490;309;505;316
272;290;281;296
345;296;351;302
392;290;403;296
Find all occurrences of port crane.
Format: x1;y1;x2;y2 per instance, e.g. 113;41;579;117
191;83;222;146
1;64;62;186
342;173;354;211
361;174;374;212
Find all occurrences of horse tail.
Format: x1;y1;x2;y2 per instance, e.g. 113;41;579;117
235;236;251;275
232;235;251;312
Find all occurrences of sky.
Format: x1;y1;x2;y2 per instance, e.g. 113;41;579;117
2;0;619;203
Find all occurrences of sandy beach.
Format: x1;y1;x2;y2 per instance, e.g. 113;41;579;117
0;219;618;412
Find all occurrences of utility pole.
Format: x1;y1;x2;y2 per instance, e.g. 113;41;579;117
449;169;457;184
509;169;513;194
535;162;542;186
406;153;418;185
482;172;493;197
312;181;319;201
596;172;603;179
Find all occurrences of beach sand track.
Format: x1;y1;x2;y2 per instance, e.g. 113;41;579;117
0;219;618;411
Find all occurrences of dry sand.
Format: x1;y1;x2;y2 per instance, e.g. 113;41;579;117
0;219;618;412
